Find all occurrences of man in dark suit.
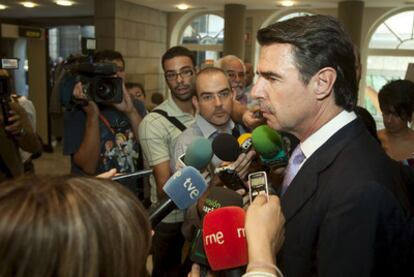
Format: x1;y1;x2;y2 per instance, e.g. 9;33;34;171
251;15;411;277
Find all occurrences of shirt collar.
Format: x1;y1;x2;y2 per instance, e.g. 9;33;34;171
195;114;235;139
301;110;357;159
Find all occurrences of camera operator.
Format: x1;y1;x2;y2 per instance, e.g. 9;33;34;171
63;50;144;176
0;69;42;182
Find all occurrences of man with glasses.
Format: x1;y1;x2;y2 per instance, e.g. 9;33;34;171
216;55;248;105
173;67;255;178
139;46;197;277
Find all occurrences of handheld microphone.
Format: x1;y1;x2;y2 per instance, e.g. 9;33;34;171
212;133;241;162
238;133;253;153
212;134;245;190
202;186;243;217
203;206;248;273
251;125;288;168
148;166;207;228
179;138;213;171
190;187;244;274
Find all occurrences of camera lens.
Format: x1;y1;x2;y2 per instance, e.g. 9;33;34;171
96;80;115;100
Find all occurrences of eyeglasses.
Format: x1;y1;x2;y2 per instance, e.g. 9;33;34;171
164;67;194;81
226;70;245;80
199;89;231;102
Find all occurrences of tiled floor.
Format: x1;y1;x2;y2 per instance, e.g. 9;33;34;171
32;141;71;176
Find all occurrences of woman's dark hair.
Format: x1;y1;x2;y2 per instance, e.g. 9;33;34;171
257;15;357;111
378;79;414;121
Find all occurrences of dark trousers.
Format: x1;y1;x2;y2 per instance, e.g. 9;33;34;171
152;222;185;277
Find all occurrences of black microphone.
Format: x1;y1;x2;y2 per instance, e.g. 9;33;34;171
212;133;245;190
148;166;207;228
201;186;243;217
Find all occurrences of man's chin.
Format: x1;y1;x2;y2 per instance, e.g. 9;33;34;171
173;92;193;101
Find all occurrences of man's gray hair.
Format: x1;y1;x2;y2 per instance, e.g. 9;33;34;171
215;55;246;73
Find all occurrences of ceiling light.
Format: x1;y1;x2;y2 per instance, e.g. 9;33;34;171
55;0;74;6
177;4;189;10
280;1;295;7
0;4;7;10
21;2;38;8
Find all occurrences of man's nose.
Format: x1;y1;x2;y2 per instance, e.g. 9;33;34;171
251;78;265;100
176;73;184;83
213;95;223;106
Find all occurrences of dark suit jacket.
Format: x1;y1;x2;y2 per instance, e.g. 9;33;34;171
278;119;412;277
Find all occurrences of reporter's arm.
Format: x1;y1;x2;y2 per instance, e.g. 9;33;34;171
6;102;42;154
114;88;142;140
152;160;172;199
245;195;285;276
71;83;101;175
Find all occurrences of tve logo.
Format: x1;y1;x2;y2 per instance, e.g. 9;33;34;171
183;177;199;199
164;166;207;210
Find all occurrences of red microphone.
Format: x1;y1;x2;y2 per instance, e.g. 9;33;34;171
202;206;248;271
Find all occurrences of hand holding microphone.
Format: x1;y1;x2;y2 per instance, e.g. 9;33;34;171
212;133;256;191
245;195;285;275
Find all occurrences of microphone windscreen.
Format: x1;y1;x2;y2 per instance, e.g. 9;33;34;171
202;186;243;217
202;206;247;271
163;166;207;209
251;125;283;159
212;133;241;162
184;138;213;170
237;133;252;153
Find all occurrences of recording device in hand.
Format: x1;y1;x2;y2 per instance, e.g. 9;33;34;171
251;125;288;168
248;171;269;203
203;206;247;276
0;58;19;126
178;137;213;170
148;166;207;228
212;133;245;190
62;53;123;105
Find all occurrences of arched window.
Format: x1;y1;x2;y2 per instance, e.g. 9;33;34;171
365;11;414;128
277;11;312;22
181;14;224;66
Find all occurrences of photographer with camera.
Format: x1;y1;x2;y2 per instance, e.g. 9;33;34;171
63;50;145;176
0;68;43;182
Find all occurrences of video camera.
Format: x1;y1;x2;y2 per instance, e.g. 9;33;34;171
62;54;123;105
0;58;19;125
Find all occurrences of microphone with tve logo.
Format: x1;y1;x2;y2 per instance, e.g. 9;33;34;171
202;206;247;276
148;166;207;228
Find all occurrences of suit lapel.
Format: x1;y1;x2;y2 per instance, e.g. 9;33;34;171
281;119;365;222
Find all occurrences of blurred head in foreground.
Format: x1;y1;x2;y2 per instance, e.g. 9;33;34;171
0;175;151;277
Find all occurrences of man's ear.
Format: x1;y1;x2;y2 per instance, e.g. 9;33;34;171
312;67;337;100
192;95;199;111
